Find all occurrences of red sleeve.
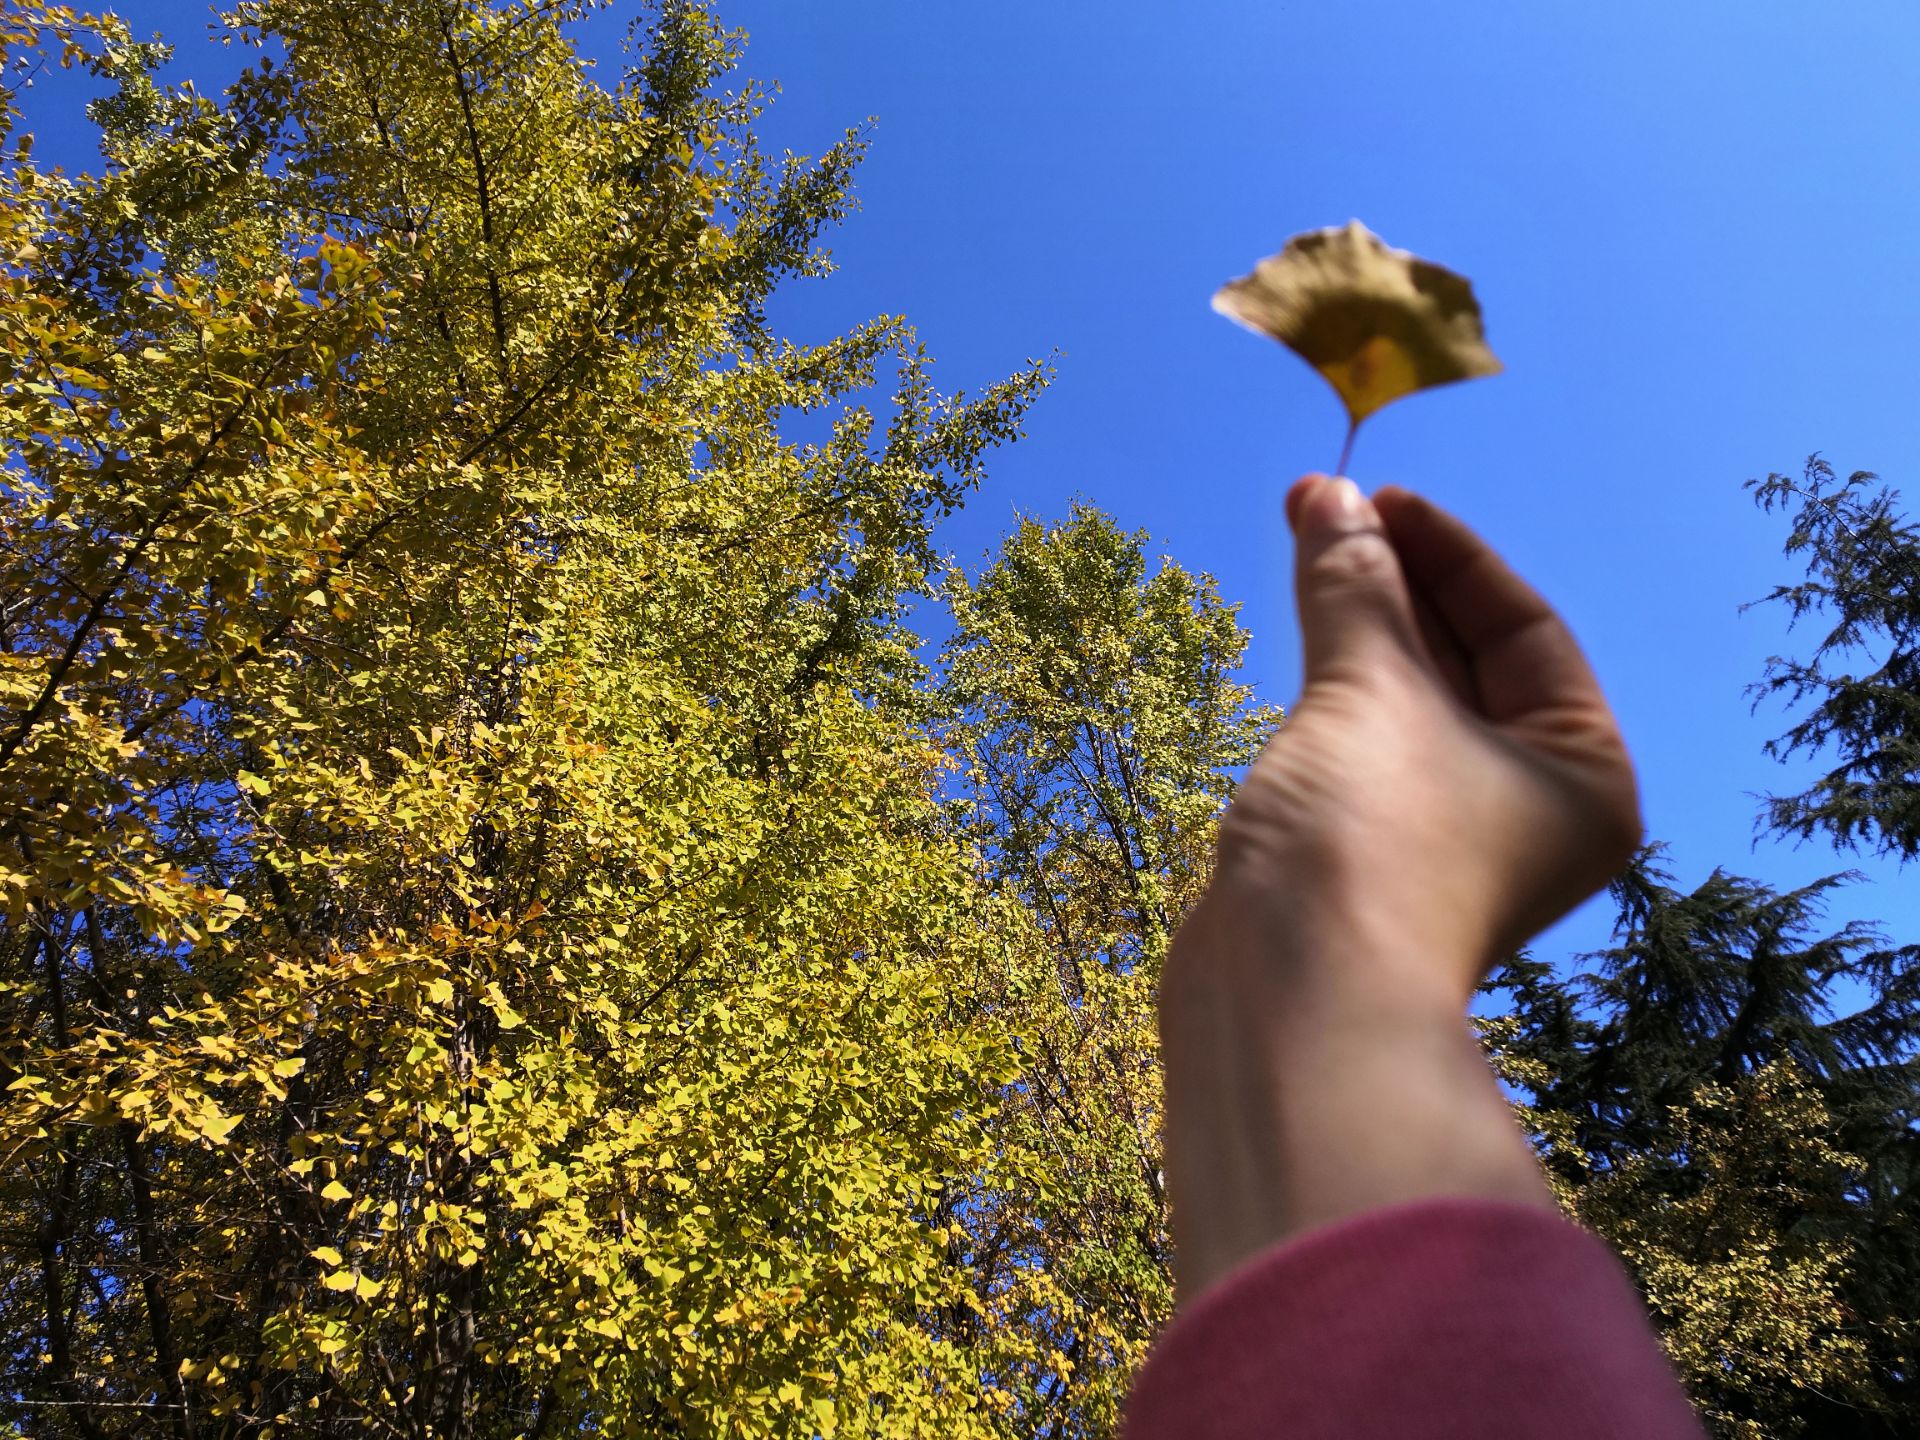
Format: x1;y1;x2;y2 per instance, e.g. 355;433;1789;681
1123;1197;1706;1440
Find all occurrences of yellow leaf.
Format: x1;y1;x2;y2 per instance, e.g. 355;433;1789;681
201;1111;242;1144
485;983;524;1030
319;1180;351;1203
310;1246;343;1266
1212;221;1501;465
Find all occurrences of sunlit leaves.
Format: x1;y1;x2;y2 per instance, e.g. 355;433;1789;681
938;506;1276;1434
0;2;1039;1435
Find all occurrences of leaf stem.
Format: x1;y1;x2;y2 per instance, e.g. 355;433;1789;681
1335;418;1359;478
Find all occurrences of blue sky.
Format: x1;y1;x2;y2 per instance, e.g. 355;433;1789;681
29;0;1920;984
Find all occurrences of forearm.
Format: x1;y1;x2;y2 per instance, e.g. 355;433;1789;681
1158;889;1555;1305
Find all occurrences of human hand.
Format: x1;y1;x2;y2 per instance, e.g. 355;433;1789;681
1197;473;1642;1011
1158;474;1642;1301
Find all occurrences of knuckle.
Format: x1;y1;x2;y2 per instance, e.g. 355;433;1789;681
1306;529;1398;591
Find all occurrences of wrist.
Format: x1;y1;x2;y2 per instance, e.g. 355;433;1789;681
1158;889;1554;1305
1162;880;1482;1025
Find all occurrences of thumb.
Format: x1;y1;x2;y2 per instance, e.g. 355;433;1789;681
1288;474;1424;684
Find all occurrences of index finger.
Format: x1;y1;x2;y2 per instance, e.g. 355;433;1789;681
1372;485;1609;726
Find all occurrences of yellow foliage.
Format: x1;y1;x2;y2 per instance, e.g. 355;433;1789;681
0;2;1044;1435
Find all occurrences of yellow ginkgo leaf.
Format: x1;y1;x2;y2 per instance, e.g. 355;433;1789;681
1212;220;1501;471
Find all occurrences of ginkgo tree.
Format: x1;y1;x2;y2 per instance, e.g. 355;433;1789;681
0;1;1045;1435
936;505;1276;1437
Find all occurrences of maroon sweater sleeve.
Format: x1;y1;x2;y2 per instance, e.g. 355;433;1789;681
1124;1197;1706;1440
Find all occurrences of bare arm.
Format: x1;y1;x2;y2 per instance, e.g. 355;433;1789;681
1158;474;1643;1302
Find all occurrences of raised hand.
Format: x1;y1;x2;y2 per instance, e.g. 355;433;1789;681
1159;474;1643;1302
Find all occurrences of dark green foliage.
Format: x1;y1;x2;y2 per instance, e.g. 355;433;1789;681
1483;456;1920;1434
1483;847;1920;1435
1745;456;1920;862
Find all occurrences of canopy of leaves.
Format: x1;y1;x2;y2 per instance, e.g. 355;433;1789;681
0;2;1050;1435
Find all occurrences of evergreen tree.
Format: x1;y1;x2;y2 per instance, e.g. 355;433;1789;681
1480;456;1920;1437
1740;453;1920;1434
1745;456;1920;861
1482;847;1920;1437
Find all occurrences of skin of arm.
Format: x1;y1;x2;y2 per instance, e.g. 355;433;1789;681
1159;474;1643;1305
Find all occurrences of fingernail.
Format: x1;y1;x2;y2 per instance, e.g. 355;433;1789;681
1325;476;1367;523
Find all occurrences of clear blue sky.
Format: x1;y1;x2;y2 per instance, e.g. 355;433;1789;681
29;0;1920;981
